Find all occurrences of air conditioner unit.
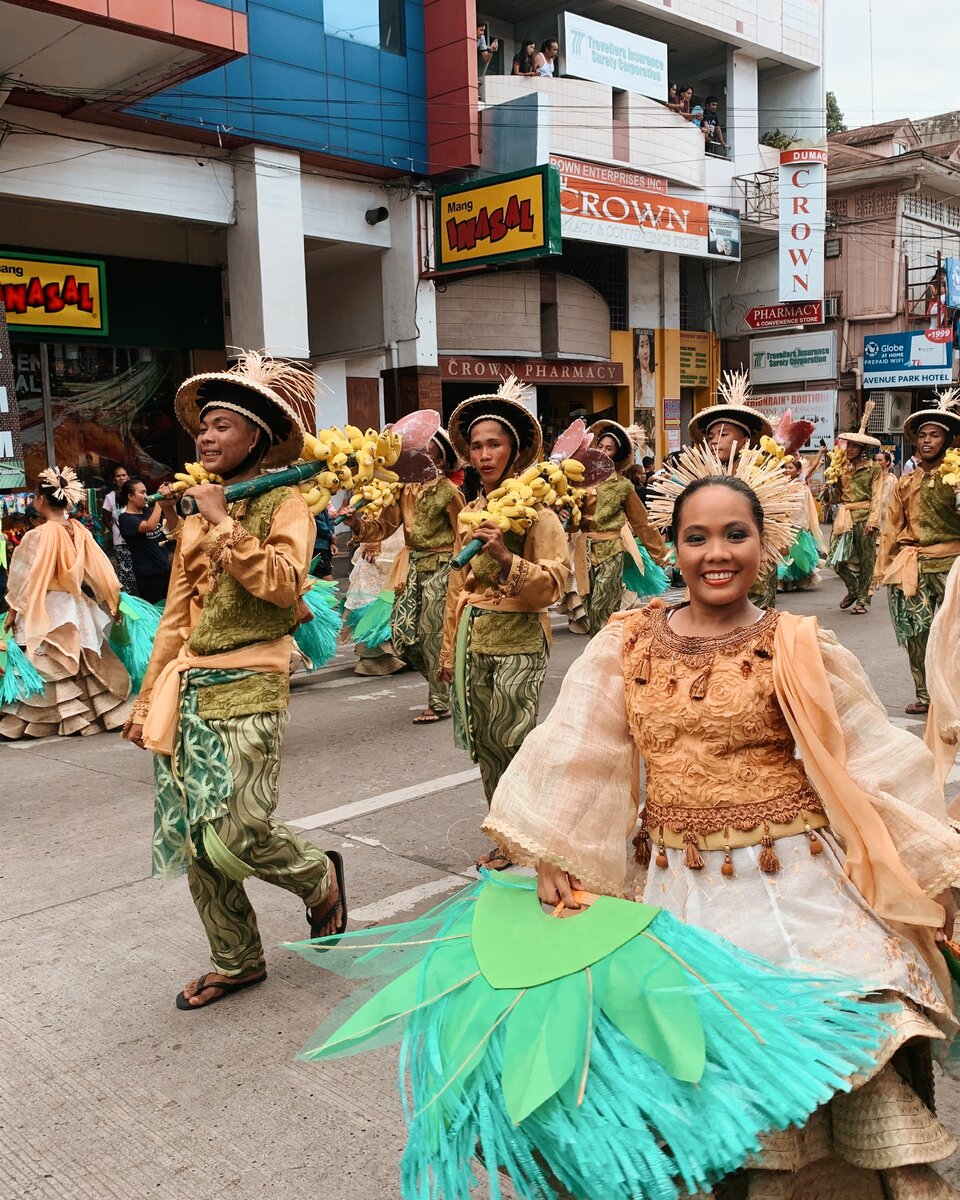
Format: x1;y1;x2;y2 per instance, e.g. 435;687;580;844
823;294;841;318
869;391;910;432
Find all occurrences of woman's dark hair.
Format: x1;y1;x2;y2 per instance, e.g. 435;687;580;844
118;477;146;509
522;37;536;49
673;476;764;538
37;479;69;509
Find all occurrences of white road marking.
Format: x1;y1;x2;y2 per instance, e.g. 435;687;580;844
348;875;469;924
286;767;482;830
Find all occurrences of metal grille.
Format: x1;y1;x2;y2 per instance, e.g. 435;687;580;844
553;242;628;330
680;258;712;332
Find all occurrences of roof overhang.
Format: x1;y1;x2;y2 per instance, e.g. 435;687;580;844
0;0;247;113
829;153;960;195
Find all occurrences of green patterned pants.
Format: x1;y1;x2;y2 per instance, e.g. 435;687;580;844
829;523;877;607
391;556;452;713
585;554;624;637
154;675;330;977
455;649;548;804
888;572;948;704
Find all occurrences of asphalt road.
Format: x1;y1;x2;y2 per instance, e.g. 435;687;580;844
2;571;959;1197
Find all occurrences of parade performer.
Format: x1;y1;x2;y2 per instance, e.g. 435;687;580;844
341;517;407;676
439;379;569;870
123;352;346;1010
484;442;960;1198
688;369;780;608
876;391;960;715
566;419;668;635
1;466;132;739
826;402;882;614
778;454;827;591
384;426;465;723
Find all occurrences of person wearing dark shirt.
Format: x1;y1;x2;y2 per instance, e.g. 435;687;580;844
116;478;178;602
312;509;337;581
702;96;726;154
512;38;537;76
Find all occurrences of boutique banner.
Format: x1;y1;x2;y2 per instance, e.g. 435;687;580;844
778;147;827;303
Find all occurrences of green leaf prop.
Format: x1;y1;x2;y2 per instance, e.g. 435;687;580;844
438;973;519;1100
501;974;590;1124
592;937;706;1083
472;874;658;989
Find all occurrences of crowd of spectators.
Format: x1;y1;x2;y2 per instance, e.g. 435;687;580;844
667;82;726;154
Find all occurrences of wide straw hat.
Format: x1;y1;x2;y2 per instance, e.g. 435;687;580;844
449;376;543;473
175;350;311;468
587;419;636;470
688;370;773;446
840;398;881;449
902;388;960;443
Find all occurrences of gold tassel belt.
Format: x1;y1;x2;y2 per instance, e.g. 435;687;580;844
634;790;828;878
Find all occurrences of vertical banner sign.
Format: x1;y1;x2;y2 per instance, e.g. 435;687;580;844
778;147;827;303
0;295;26;491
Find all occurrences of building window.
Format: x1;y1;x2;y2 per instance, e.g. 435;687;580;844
324;0;405;54
893;142;908;155
554;242;628;331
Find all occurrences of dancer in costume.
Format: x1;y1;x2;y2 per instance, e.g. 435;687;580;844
340;515;407;676
875;391;960;715
688;370;780;608
826;402;882;614
123;352;346;1010
439;379;569;869
1;466;132;739
777;454;827;591
486;442;960;1199
566;420;668;635
386;426;465;723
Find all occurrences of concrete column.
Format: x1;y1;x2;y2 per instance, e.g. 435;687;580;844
381;192;436;369
226;145;309;358
726;49;759;170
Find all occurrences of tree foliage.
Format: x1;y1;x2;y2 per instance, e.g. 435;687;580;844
826;91;847;135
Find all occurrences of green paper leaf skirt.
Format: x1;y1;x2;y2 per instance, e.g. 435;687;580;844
621;540;670;597
778;528;821;582
346;589;395;651
293;578;342;669
109;592;163;694
0;636;46;704
289;875;893;1200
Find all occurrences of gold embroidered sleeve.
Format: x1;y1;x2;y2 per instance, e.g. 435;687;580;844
876;477;907;581
624;490;667;564
484;619;639;895
504;508;569;608
868;466;884;528
201;495;313;608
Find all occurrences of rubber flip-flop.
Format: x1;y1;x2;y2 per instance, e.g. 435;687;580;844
307;849;348;940
851;604;867;615
412;709;452;725
905;702;930;715
175;970;266;1011
839;594;855;610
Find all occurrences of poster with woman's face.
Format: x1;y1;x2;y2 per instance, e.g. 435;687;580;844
633;329;657;412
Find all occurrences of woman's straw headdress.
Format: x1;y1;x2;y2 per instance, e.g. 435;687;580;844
646;443;804;567
37;465;85;507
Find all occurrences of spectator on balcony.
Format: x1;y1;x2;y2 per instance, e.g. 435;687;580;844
477;23;499;77
534;38;559;77
666;81;680;110
689;104;704;129
702;96;727;154
676;85;693;118
512;38;538;77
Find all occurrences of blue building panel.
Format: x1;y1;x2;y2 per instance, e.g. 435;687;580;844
127;0;428;173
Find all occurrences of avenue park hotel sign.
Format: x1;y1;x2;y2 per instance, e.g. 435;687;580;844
434;162;741;271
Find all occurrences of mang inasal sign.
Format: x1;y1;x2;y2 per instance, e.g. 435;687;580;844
0;252;108;336
434;166;561;272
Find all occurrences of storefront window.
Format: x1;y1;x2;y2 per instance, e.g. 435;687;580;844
11;341;187;490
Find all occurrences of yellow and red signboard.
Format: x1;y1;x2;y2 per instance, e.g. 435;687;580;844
0;252;108;335
434;166;561;272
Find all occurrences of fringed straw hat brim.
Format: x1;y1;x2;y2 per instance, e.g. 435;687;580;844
175;356;308;468
688;404;773;445
903;410;960;442
840;431;882;449
449;394;543;473
587;420;633;469
431;427;462;471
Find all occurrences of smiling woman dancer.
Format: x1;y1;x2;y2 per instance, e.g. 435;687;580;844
124;352;346;1011
439;378;569;870
486;443;960;1199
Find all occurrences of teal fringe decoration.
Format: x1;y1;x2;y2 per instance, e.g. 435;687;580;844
778;528;821;582
826;530;853;570
290;876;892;1200
347;589;395;651
109;593;162;694
622;540;670;597
0;637;46;704
294;578;342;669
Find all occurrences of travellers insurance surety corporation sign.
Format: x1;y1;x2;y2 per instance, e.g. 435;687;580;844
0;251;108;335
434;166;562;272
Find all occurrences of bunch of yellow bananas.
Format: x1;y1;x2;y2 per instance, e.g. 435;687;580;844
458;459;588;539
297;424;403;516
937;448;960;488
824;443;847;485
350;476;403;513
170;461;222;493
758;435;787;463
